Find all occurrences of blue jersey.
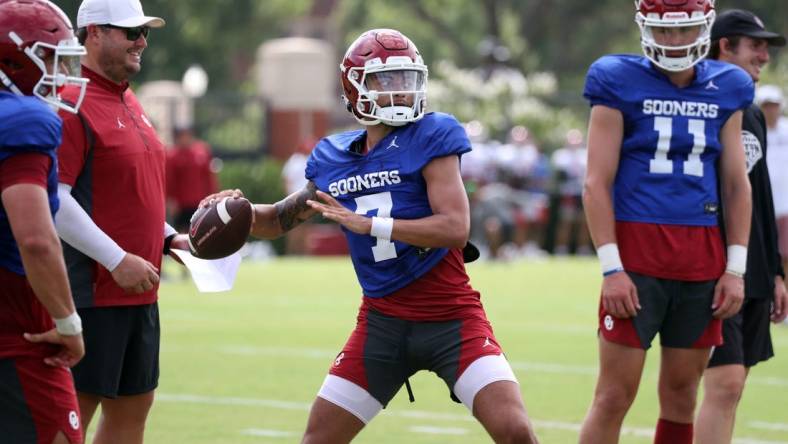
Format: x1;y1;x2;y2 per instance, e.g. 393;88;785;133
583;55;753;226
306;112;471;297
0;92;61;275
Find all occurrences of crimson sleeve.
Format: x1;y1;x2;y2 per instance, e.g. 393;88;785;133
0;153;52;191
56;110;90;186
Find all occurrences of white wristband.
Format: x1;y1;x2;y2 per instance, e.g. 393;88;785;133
54;312;83;336
370;216;394;241
597;243;624;275
726;245;747;276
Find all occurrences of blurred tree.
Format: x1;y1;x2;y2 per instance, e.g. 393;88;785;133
57;0;785;97
55;0;786;151
58;0;311;90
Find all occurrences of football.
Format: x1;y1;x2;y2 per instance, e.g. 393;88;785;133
188;197;253;259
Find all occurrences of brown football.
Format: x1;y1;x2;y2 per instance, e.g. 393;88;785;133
188;197;253;259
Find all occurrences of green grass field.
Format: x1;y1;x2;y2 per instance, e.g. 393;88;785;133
135;257;788;443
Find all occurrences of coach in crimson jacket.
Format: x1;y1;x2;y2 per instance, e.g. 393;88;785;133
54;0;189;441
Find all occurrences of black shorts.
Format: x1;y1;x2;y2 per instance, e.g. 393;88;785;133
599;272;721;349
329;308;504;407
72;303;160;398
708;297;774;368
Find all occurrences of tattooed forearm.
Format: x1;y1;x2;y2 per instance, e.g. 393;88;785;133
275;181;318;232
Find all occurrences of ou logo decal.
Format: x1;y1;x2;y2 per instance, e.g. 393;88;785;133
334;352;345;367
68;410;80;430
604;315;614;331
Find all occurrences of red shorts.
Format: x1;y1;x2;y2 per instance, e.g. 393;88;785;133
328;305;503;406
0;357;82;444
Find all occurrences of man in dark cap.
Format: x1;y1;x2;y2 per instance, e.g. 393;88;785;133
696;9;787;444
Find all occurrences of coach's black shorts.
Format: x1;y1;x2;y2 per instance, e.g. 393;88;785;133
708;297;774;368
72;303;160;398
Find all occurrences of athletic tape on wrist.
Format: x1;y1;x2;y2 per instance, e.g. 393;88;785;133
597;243;624;275
726;244;747;276
54;312;83;336
371;216;394;241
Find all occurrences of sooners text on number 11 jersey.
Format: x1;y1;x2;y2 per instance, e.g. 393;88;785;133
584;54;753;227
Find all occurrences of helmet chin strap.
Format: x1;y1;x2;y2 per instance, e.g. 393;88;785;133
0;68;24;96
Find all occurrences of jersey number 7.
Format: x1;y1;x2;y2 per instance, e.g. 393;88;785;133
355;192;397;262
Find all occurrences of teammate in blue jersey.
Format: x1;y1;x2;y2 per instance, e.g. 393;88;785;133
0;1;89;443
579;1;753;444
204;29;538;443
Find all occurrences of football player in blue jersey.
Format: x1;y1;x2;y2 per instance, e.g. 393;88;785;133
579;1;753;443
695;9;787;444
203;29;538;443
0;0;89;443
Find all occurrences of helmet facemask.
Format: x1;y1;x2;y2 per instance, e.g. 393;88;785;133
636;7;715;72
343;55;428;127
1;32;88;113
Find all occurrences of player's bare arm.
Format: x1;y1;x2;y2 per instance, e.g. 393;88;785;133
307;155;469;249
583;105;640;319
199;183;318;239
713;110;752;319
771;275;788;323
243;181;320;239
719;111;752;247
583;105;623;248
1;183;84;367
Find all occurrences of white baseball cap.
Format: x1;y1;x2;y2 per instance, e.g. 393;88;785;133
755;84;784;107
77;0;165;28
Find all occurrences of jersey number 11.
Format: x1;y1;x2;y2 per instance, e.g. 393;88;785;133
649;116;706;177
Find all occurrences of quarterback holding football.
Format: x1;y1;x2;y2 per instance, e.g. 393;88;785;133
202;28;540;444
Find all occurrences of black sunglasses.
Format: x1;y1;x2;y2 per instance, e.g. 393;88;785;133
100;24;150;41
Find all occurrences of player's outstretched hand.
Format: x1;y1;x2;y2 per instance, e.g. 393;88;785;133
23;329;85;368
112;253;159;294
601;271;640;319
199;189;244;208
712;272;744;319
307;190;372;235
771;276;788;323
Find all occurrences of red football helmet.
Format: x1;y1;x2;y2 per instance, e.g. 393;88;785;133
635;0;716;72
0;0;88;113
340;29;428;127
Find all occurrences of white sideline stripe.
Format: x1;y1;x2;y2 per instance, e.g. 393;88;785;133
734;440;788;444
409;426;468;435
510;361;597;375
749;421;788;431
241;428;296;438
156;393;788;443
216;345;788;386
221;345;335;359
157;393;310;411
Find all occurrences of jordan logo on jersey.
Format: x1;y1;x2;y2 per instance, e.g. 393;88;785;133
705;80;719;90
386;136;399;149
